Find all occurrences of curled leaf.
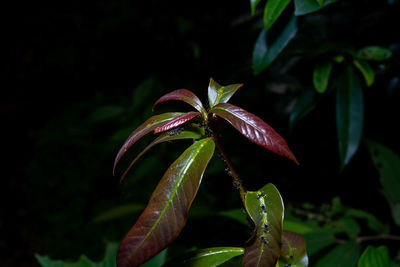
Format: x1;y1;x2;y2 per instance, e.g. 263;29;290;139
279;231;308;267
154;112;200;133
207;78;243;109
353;59;375;87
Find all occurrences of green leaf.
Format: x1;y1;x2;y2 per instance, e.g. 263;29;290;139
328;218;360;238
346;208;387;233
278;231;308;267
141;249;168;267
294;0;339;15
353;60;375;87
358;246;392;267
93;204;145;222
313;62;333;93
366;141;400;226
356;46;392;61
283;220;313;234
336;66;364;170
301;230;336;255
253;16;298;75
243;184;284;267
164;247;244;266
218;209;248;225
289;89;316;131
263;0;292;32
117;138;215;267
315;242;361;267
207;78;243;109
250;0;262;15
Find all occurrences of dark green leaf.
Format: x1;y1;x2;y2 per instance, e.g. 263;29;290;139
358;246;392;267
346;208;387;233
243;184;284;267
207;78;243;109
164;247;244;266
353;60;375;87
289;89;316;131
315;242;361;267
316;0;324;6
328;218;360;238
294;0;339;15
117;138;215;267
313;62;333;93
283;220;313;234
263;0;292;32
251;0;262;15
356;46;392;61
88;105;124;123
301;230;336;255
279;231;308;267
336;66;364;170
218;209;248;225
253;16;298;75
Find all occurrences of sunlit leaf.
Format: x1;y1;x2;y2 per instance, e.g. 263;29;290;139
353;60;375;87
154;112;200;133
164;247;244;266
313;62;333;93
294;0;339;15
253;16;298;75
356;46;392;61
278;231;308;267
243;184;284;267
207;78;243;109
117;138;215;267
153;89;207;119
211;103;298;164
251;0;262;15
289;89;316;131
263;0;291;32
113;112;183;175
358;246;398;267
336;66;364;170
315;242;361;267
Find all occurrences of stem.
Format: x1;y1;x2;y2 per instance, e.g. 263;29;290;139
357;234;400;243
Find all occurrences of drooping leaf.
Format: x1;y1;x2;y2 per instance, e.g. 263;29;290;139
211;103;298;164
358;246;399;267
278;231;308;267
251;0;262;15
353;60;375;87
263;0;292;32
243;184;284;267
313;62;333;93
315;242;361;267
366;140;400;225
294;0;339;15
164;247;244;266
336;66;364;170
153;89;207;119
117;138;215;267
207;78;243;109
119;128;204;182
113;112;183;175
301;229;336;255
289;89;316;131
154;112;200;133
253;16;298;75
356;46;392;61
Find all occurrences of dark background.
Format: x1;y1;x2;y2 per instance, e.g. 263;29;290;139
2;0;400;266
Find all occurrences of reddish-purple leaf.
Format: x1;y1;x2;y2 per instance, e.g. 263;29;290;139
210;103;298;164
113;112;183;175
117;138;215;267
153;89;207;119
154;112;200;133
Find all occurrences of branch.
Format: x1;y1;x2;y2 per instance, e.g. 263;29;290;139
357;234;400;243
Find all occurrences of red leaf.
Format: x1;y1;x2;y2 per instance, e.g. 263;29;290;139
210;103;298;164
154;112;200;133
153;89;207;118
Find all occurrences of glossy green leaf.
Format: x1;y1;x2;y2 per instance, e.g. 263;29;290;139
113;112;183;175
253;16;298;75
358;246;391;267
117;138;215;267
313;62;333;93
294;0;339;15
243;184;284;267
263;0;291;32
353;60;375;87
315;242;361;267
278;231;308;267
207;78;243;109
336;66;364;170
356;46;392;61
301;230;336;255
367;141;400;225
164;247;244;266
210;103;298;164
289;89;316;131
251;0;262;15
93;204;145;222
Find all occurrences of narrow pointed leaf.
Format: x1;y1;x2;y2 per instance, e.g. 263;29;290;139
243;184;284;267
356;46;392;61
153;89;207;119
211;103;298;164
353;60;375;87
164;247;244;266
313;62;333;93
208;78;243;109
263;0;291;32
315;242;361;267
251;0;262;15
154;112;200;133
113;112;183;175
117;138;215;267
279;231;308;267
294;0;339;16
336;66;364;169
120;128;204;182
